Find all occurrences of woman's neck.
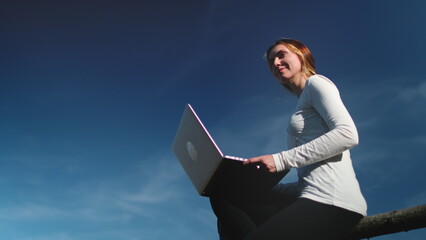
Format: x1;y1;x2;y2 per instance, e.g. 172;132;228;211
288;73;309;97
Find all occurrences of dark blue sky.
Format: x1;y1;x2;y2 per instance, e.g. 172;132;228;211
1;0;425;239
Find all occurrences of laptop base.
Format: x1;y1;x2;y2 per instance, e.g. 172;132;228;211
202;158;288;197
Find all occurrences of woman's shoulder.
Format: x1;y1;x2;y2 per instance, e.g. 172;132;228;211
307;74;335;87
305;74;340;96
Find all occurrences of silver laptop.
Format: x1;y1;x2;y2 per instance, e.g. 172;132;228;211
171;104;286;197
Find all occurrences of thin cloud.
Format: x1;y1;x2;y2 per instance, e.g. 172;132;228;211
120;153;186;204
20;233;73;240
397;81;426;101
0;150;212;239
0;203;70;221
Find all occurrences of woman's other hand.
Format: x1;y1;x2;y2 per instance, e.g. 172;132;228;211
243;155;277;173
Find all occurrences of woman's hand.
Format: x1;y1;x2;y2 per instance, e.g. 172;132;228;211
243;154;277;173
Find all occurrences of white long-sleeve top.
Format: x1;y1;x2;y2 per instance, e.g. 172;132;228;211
272;75;367;216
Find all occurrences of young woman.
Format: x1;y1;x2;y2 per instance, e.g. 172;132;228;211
210;39;367;240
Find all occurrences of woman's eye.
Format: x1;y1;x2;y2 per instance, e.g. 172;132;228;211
268;51;286;67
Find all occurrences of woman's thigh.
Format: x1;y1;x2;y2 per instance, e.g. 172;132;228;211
245;198;363;240
210;191;297;240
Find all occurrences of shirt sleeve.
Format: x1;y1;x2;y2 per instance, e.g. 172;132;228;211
273;76;359;172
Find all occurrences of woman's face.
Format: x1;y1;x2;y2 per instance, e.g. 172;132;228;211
268;44;303;84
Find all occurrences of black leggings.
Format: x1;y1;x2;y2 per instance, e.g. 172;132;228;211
210;193;363;240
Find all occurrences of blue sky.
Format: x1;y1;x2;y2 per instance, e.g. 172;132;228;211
0;0;425;239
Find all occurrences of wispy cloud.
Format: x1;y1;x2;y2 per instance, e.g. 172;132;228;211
0;203;70;221
20;232;73;240
120;154;185;204
0;150;215;240
59;152;189;220
397;81;426;101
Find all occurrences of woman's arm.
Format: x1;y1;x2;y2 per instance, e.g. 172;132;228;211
245;76;358;172
273;76;358;171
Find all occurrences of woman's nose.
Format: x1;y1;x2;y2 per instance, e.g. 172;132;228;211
274;57;281;67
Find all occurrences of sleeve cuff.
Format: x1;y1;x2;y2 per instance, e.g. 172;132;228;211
273;153;286;172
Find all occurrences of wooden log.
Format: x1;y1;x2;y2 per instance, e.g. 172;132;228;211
349;204;426;239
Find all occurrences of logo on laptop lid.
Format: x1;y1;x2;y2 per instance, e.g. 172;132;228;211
186;141;199;162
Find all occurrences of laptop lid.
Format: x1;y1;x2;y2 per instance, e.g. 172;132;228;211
171;104;226;196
